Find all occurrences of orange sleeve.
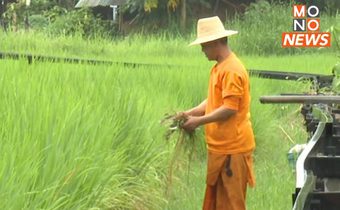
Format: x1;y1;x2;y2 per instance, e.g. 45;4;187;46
221;71;244;98
221;71;244;110
223;96;240;111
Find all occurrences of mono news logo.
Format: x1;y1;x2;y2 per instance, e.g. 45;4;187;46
282;4;331;48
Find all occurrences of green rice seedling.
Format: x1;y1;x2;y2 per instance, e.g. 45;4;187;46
160;112;199;196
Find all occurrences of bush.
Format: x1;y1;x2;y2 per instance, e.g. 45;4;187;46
47;8;118;38
29;15;49;30
227;0;336;55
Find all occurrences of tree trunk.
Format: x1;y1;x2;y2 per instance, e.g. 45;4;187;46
180;0;186;32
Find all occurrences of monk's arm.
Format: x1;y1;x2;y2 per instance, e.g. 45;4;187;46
181;105;236;131
184;99;207;116
198;105;236;125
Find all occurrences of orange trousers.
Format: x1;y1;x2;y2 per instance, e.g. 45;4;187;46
202;151;255;210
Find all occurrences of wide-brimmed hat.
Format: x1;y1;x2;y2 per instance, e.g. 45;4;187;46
189;16;238;46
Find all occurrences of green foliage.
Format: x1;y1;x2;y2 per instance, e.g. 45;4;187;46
28;15;49;30
228;0;337;55
0;60;170;209
29;0;56;14
331;24;340;54
294;0;340;16
324;0;340;16
47;8;117;38
2;2;27;29
3;0;58;28
123;0;211;32
228;1;290;55
43;5;68;23
2;1;118;38
2;0;338;45
123;0;175;31
139;0;182;12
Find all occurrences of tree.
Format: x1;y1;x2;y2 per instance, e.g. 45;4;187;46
144;0;180;12
126;0;210;32
55;0;77;10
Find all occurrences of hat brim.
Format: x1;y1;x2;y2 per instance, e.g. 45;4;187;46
189;30;238;46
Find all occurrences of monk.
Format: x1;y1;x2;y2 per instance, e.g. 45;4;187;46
179;16;256;210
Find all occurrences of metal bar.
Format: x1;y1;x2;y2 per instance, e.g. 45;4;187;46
0;52;334;83
296;122;326;189
248;69;332;81
260;95;340;104
0;51;175;68
293;171;317;210
0;51;114;65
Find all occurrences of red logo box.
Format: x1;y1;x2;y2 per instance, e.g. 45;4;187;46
282;32;331;47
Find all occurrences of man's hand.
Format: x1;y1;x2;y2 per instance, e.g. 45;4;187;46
181;116;202;132
174;111;188;121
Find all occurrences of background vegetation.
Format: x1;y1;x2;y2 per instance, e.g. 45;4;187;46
1;0;339;55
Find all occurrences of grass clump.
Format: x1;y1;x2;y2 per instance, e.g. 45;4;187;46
160;112;200;195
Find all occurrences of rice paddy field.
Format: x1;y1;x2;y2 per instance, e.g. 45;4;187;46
0;31;339;210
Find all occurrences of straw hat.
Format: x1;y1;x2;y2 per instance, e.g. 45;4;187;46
189;16;238;46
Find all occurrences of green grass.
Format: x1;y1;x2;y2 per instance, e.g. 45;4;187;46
0;31;201;65
0;60;171;209
0;31;339;209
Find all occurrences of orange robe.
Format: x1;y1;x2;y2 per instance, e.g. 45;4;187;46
203;52;255;210
203;151;255;210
